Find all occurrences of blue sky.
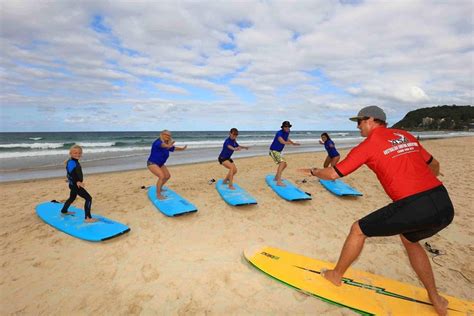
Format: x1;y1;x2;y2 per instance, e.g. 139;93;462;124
1;0;472;131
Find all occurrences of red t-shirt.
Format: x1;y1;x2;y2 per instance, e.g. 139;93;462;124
335;126;442;201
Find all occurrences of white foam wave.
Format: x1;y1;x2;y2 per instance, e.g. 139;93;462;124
0;146;148;159
28;137;43;140
2;132;470;159
76;142;116;147
0;142;65;149
0;141;118;150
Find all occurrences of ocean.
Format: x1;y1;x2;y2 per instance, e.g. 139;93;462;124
1;130;472;182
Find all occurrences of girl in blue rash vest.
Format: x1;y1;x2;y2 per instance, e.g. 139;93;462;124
60;145;98;223
218;128;249;190
147;130;187;200
269;121;300;186
319;132;340;167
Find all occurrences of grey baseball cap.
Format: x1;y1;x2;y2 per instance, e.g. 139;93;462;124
349;105;386;122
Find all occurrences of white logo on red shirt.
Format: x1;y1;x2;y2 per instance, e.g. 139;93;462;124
388;133;409;145
384;133;418;156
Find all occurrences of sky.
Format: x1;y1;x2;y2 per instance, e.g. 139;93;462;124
0;0;472;132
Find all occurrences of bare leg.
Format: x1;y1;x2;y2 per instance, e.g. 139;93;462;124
275;161;287;186
323;156;331;168
160;165;171;189
222;161;231;184
222;161;237;189
400;235;448;316
330;156;340;167
323;221;367;286
148;164;167;200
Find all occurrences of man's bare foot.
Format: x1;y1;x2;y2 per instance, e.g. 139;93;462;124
61;211;75;215
429;293;448;316
85;218;99;223
276;181;286;187
321;269;342;286
156;194;167;200
223;180;229;184
229;185;236;190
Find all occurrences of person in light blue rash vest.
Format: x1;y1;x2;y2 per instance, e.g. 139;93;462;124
218;128;249;190
147;130;187;200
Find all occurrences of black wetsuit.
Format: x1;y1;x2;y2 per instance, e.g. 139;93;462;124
60;158;92;219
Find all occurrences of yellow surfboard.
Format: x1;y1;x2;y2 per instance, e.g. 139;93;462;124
244;246;473;315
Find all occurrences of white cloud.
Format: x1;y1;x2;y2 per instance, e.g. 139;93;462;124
0;0;472;131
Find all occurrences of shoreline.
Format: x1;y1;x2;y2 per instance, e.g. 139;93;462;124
0;143;341;183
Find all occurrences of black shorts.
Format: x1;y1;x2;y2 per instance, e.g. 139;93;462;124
218;156;233;164
359;185;454;242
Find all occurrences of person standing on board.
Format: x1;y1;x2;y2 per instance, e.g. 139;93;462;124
147;130;187;200
300;106;453;316
60;145;98;223
269;121;300;186
319;132;340;167
218;128;249;190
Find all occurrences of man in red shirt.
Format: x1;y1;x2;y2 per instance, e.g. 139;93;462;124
302;106;454;315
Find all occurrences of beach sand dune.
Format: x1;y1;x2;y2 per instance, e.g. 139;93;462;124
1;137;472;314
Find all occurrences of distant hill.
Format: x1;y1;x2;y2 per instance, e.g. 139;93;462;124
392;105;474;131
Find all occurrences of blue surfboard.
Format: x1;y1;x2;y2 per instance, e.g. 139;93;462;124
265;174;311;201
35;201;130;242
319;179;363;196
147;185;197;216
215;179;257;206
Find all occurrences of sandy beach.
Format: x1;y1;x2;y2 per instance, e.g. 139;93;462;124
1;137;473;315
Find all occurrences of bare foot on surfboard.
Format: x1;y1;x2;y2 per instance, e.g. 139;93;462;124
156;194;167;200
429;293;448;316
321;269;342;286
229;185;236;190
276;181;286;187
85;218;99;223
61;211;75;215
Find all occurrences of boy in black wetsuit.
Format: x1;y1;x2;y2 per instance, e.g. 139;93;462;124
61;145;98;223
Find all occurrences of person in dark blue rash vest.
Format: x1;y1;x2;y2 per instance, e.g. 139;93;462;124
319;132;340;167
60;145;98;223
269;121;300;186
147;130;188;200
218;128;249;190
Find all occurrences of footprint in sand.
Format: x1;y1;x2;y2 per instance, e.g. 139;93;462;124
126;303;143;314
141;264;160;282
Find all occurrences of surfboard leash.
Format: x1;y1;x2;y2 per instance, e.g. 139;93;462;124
424;242;472;284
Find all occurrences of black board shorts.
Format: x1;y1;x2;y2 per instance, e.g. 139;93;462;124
218;156;233;164
359;185;454;242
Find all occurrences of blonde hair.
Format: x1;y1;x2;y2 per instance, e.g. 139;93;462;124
160;130;172;144
64;144;83;164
